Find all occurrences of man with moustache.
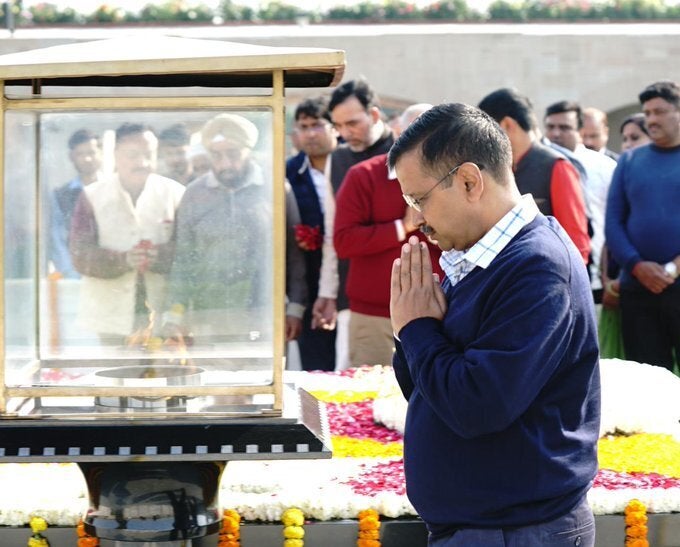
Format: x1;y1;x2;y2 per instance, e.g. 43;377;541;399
313;78;395;369
69;123;185;343
389;103;599;546
605;80;680;370
165;113;306;345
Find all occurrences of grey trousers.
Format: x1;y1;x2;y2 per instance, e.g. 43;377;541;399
429;496;595;547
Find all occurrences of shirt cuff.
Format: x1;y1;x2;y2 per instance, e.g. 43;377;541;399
395;219;407;242
286;302;305;319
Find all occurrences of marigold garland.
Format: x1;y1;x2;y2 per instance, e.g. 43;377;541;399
624;499;649;547
357;508;381;547
219;509;241;547
28;516;49;547
76;520;99;547
281;507;305;547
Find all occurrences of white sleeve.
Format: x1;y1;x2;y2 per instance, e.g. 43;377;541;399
317;163;339;299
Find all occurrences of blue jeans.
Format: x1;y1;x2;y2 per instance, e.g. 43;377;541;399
429;497;595;547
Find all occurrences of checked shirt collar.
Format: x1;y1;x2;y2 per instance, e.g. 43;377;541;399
439;194;539;288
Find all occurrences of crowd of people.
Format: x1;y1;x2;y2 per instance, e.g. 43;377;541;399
43;78;679;374
286;77;679;375
39;77;679;546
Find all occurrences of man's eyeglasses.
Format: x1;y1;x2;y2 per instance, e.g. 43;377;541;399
402;163;462;212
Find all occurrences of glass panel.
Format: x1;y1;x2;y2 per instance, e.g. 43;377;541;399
4;112;38;386
5;108;276;392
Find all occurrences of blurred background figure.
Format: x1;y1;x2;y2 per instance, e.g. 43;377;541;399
314;77;395;371
333;102;442;367
70;123;185;345
619;112;651;152
188;138;211;179
544;100;616;304
581;106;620;161
165;113;306;349
605;81;680;370
478;88;590;265
158;122;194;185
49;129;102;278
286;96;338;371
599;112;651;359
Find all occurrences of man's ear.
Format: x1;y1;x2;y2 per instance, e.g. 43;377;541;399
458;163;484;201
498;116;515;135
369;106;381;124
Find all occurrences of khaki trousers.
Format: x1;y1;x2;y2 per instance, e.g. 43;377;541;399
348;311;395;367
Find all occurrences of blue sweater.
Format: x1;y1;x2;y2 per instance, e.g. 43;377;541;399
605;143;680;291
393;215;600;537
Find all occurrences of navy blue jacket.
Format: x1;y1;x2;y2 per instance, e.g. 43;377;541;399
286;151;325;301
394;215;600;538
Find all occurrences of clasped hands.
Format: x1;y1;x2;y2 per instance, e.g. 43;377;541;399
390;235;447;336
126;239;158;273
632;261;676;295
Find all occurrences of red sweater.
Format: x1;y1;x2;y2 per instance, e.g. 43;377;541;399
334;154;444;317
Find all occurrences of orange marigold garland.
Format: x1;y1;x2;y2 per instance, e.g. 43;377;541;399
219;509;241;547
281;507;305;547
27;516;50;547
76;519;99;547
357;508;381;547
624;499;649;547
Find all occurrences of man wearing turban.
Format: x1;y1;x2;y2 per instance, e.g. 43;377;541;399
164;113;306;348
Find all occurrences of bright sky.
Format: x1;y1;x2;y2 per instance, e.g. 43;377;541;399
23;0;495;15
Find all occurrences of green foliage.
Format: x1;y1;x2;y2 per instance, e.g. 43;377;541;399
423;0;472;20
257;1;304;21
139;1;213;22
219;0;255;21
10;0;680;26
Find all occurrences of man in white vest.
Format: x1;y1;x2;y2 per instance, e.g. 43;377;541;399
69;123;185;344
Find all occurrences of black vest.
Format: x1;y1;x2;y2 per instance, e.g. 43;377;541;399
514;142;564;216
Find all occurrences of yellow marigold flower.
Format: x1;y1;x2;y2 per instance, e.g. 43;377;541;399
358;529;380;539
358;509;379;520
283;539;304;547
309;390;378;403
624;499;647;514
331;436;403;458
281;508;305;527
29;517;48;534
221;515;240;534
283;525;305;539
599;435;680;478
27;538;49;547
223;509;241;523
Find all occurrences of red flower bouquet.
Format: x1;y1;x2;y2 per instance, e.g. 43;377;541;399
294;224;322;251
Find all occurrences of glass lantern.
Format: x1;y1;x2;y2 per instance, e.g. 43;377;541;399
0;36;344;545
0;36;345;418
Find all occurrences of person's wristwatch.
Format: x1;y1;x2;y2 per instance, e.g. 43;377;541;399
664;261;678;280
